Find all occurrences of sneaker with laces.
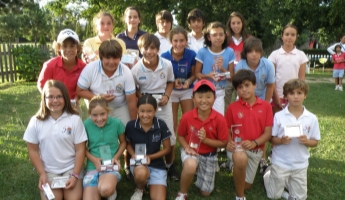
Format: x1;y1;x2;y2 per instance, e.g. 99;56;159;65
175;193;188;200
108;190;117;200
335;85;339;90
220;160;233;172
167;164;180;181
130;189;143;200
339;86;343;91
125;167;134;181
259;158;269;173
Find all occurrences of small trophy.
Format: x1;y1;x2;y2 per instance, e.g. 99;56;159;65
99;145;118;172
284;124;303;137
215;71;230;81
106;81;115;96
42;183;55;200
83;46;97;62
130;144;148;165
152;94;162;111
51;176;69;189
177;78;186;85
231;124;243;152
189;129;201;153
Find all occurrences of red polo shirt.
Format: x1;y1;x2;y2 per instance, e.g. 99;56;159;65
178;108;229;154
225;97;273;149
38;56;86;99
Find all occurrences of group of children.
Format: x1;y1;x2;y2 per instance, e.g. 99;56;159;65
24;6;322;200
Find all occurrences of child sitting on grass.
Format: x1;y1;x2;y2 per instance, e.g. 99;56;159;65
263;79;320;200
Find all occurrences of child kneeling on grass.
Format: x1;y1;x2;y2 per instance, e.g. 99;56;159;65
82;96;126;200
263;79;320;200
225;69;273;200
175;80;229;199
125;95;171;200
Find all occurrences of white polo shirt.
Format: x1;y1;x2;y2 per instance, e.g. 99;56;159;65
23;113;88;174
187;32;204;54
78;60;136;109
271;107;321;170
131;56;174;94
268;47;308;98
154;32;171;55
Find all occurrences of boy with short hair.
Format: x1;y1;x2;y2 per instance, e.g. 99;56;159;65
155;10;173;55
263;79;320;200
175;80;228;200
131;33;180;181
225;69;273;200
187;8;206;53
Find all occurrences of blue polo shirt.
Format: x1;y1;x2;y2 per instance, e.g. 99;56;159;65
161;48;196;90
125;117;171;170
196;47;235;89
235;57;275;100
116;29;147;57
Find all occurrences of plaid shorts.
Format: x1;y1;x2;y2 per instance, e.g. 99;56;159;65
181;148;218;193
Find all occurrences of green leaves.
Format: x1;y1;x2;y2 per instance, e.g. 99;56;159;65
11;46;50;82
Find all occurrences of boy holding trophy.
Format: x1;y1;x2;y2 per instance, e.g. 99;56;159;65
175;80;228;199
263;79;320;200
225;70;273;200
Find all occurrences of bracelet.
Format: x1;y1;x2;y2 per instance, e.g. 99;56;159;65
253;140;258;147
71;172;79;179
163;93;170;100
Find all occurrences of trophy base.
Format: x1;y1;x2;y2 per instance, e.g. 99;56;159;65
130;158;148;165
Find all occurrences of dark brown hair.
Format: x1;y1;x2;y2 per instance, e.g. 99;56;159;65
226;12;249;46
240;37;264;59
232;69;256;90
168;27;188;43
137;33;160;50
283;79;309;97
204;21;228;49
122;7;142;27
155;10;173;24
99;39;123;59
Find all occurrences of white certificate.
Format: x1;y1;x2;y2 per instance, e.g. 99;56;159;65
284;124;303;137
51;176;69;189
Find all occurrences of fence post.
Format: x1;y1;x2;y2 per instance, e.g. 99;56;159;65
0;43;4;83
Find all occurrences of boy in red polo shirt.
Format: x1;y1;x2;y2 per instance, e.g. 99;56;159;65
225;69;273;200
175;80;228;200
37;29;85;106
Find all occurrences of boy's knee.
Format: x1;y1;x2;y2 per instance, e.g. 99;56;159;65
134;167;149;180
200;190;211;196
232;152;248;168
183;158;198;173
98;185;115;197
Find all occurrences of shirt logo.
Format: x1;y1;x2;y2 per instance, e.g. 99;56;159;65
139;76;146;80
258;110;262;113
209;127;213;131
303;125;311;134
160;72;166;79
237;112;244;118
190;125;195;133
152;134;161;142
116;83;123;91
63;126;72;135
261;74;266;80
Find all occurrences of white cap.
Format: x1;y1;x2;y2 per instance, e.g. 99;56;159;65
57;29;79;43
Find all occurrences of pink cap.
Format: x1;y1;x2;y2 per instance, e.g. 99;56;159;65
193;80;215;92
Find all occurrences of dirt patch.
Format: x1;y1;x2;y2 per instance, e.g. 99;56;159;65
306;77;333;83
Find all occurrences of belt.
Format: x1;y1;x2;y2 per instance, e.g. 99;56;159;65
248;149;263;154
142;93;164;95
199;151;217;157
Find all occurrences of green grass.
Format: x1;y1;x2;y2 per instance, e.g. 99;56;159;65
0;74;344;199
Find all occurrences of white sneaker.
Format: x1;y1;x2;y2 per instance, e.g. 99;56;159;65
175;193;188;200
339;86;343;91
335;85;339;90
281;191;289;199
220;160;233;172
108;190;117;200
130;189;143;200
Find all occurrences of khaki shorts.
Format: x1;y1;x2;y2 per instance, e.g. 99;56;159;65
110;103;131;127
156;101;176;146
170;89;193;103
264;164;307;200
227;149;263;184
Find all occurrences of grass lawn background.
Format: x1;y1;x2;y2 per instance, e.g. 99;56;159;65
0;73;344;199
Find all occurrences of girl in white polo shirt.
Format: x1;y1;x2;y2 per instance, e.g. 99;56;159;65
23;80;87;200
131;33;179;181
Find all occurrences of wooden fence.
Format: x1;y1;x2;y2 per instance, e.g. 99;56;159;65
0;43;55;83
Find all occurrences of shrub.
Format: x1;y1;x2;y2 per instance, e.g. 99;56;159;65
11;45;50;82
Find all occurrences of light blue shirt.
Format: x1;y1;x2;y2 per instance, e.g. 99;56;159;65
235;57;275;100
196;47;235;89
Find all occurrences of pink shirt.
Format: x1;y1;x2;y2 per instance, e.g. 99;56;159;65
268;47;308;98
332;53;345;69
